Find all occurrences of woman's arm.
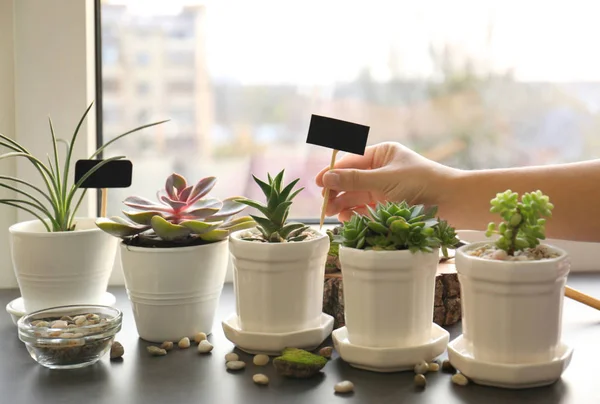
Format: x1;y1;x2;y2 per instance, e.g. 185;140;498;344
441;160;600;242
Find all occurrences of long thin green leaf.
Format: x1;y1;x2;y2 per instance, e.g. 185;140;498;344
0;137;62;225
61;102;95;205
273;170;284;192
67;188;88;230
48;117;62;203
0;198;57;229
0;175;54;205
0;140;23;153
0;152;60;205
278;178;300;201
89;119;169;159
0;200;51;232
0;133;28;153
252;175;272;199
0;183;57;226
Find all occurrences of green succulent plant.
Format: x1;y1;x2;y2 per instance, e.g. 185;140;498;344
236;170;309;243
340;201;459;254
0;102;167;232
485;189;553;255
96;173;255;247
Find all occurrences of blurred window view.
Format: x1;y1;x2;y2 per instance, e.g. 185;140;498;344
100;0;600;220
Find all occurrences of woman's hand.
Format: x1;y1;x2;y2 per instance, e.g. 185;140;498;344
315;142;458;222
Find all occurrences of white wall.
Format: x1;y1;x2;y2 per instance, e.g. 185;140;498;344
0;0;18;288
0;0;97;288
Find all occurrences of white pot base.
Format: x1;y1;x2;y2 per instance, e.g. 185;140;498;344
221;312;334;356
447;335;574;389
332;323;449;373
5;292;117;326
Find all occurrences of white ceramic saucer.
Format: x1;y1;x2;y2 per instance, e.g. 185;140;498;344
447;334;574;389
332;323;449;372
221;312;334;356
5;292;118;326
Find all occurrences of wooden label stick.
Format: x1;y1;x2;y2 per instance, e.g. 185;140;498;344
101;188;108;218
320;149;339;229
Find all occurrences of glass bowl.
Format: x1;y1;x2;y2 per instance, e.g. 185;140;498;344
17;305;122;369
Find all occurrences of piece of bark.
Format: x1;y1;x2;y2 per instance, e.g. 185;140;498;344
323;261;462;329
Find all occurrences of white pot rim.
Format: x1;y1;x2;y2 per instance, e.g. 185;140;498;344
9;217;103;237
120;238;227;253
229;227;327;246
456;241;568;265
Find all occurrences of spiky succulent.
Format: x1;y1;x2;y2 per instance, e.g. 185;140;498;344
485;189;553;255
340;201;459;254
96;173;255;247
237;170;309;242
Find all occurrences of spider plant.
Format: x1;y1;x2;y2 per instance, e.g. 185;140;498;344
0;102;168;232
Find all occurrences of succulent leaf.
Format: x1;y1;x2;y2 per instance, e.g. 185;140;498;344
179;220;222;235
123;210;166;225
219;216;256;230
183;207;220;219
159;195;188;211
165;173;187;199
187;177;217;205
198;229;229;242
151;215;191;241
204;197;246;221
178;185;193;201
123;196;172;212
95;217;147;238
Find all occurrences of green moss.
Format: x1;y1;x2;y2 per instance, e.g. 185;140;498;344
272;348;328;378
276;348;327;366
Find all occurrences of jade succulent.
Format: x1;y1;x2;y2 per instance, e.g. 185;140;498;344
340;201;459;255
236;170;309;243
96;173;255;247
485;189;553;255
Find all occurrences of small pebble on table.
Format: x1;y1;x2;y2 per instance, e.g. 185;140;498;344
178;337;191;349
334;381;354;394
197;340;213;353
253;374;269;385
225;353;239;362
253;354;269;366
226;361;246;371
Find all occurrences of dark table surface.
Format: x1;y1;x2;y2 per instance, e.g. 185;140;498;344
1;274;600;404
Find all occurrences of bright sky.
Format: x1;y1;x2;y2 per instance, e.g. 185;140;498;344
106;0;600;83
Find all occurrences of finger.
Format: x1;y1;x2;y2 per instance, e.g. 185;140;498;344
326;191;373;216
315;149;376;186
323;167;385;192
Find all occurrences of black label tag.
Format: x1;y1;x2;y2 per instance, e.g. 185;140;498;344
75;159;133;188
306;114;369;155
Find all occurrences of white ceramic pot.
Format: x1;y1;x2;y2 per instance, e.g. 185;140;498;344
9;218;118;313
339;247;439;348
455;241;570;364
229;230;329;334
120;239;229;342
